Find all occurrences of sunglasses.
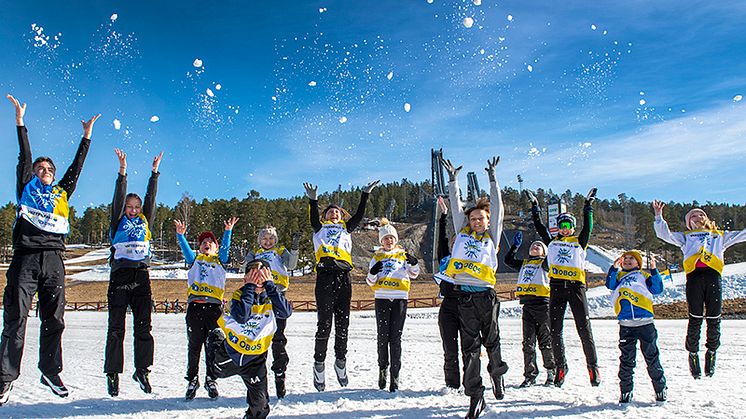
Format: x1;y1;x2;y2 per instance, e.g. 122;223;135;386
558;221;574;230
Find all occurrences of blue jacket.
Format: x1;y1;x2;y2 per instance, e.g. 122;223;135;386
606;267;663;323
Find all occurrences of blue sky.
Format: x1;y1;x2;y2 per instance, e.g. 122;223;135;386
1;0;745;208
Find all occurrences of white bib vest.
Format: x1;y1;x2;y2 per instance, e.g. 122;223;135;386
369;249;411;299
611;270;654;318
111;214;151;262
516;258;550;298
254;247;290;291
17;177;70;234
445;228;498;287
187;253;226;304
313;221;353;266
682;230;726;274
548;236;587;283
219;291;276;356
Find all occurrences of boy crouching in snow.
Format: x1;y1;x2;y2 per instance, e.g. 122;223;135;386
207;259;293;419
605;250;667;404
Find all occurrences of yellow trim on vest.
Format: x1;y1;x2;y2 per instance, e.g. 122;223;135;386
188;282;225;301
444;258;497;285
614;288;655;316
683;249;725;274
218;302;275;356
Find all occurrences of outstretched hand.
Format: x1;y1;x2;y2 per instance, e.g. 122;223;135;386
437;196;448;215
82;114;101;139
441;158;462;182
174;220;187;235
114;148;127;175
585;187;598;205
303;182;318;200
291;232;302;250
485;156;500;181
6;94;26;125
512;231;523;247
224;216;239;231
152;151;164;173
363;180;380;194
652;200;665;217
613;256;623;269
524;190;539;208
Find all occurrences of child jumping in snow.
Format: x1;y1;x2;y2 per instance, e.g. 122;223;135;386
206;259;292;419
504;232;555;388
243;227;300;399
605;250;667;403
175;216;239;400
104;148;162;397
366;219;420;392
442;156;507;419
526;188;600;388
653;201;746;378
303;180;379;391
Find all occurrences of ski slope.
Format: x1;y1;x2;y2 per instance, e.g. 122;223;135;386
1;311;744;418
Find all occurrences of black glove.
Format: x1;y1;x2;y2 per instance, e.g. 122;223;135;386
405;252;418;265
585;187;597;206
291;232;301;250
370;261;383;275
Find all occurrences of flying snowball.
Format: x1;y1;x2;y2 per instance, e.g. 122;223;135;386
319;7;327;13
387;71;394;80
193;58;203;67
463;17;474;28
339;116;348;123
308;81;317;86
527;64;533;72
472;0;481;5
427;0;433;3
591;24;597;30
150;115;160;122
206;88;214;97
215;84;222;90
507;14;513;21
639;99;646;106
110;14;118;22
113;119;121;130
404;103;411;112
734;95;743;102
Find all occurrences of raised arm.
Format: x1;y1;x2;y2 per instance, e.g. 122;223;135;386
504;231;523;271
436;197;451;261
652;200;685;248
142;152;163;225
526;190;552;245
723;227;746;250
304;182;322;232
110;149;128;237
578;188;596;250
443;158;466;233
219;217;239;264
58;114;99;198
175;220;196;264
347;180;379;232
9;95;32;198
282;232;301;270
486;157;503;249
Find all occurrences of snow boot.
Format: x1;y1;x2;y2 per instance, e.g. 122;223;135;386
465;394;486;419
334;358;348;387
554;365;568;388
655;387;667;402
588;365;601;387
688;352;701;379
133;368;152;394
274;373;285;399
389;372;399;393
313;361;325;392
490;375;505;400
185;376;199;401
704;350;716;377
378;368;387;390
0;381;12;406
519;376;536;388
544;370;555;386
106;373;119;397
41;373;69;398
619;391;633;403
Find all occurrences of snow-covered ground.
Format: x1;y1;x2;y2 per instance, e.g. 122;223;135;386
1;310;744;418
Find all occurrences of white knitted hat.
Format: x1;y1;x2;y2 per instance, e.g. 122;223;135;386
378;220;399;244
257;226;278;245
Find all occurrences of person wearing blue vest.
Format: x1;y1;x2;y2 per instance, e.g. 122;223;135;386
303;180;379;391
605;250;667;403
243;227;299;399
442;156;507;419
0;95;99;405
175;216;239;400
432;196;463;390
504;232;555;388
104;148;162;397
206;259;292;419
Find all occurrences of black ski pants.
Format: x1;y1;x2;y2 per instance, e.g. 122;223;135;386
104;267;154;374
271;317;289;376
375;298;407;378
522;302;555;379
313;268;352;362
0;250;65;382
618;323;666;393
458;289;508;397
186;301;222;380
685;267;722;352
438;296;461;388
549;279;598;369
209;333;269;419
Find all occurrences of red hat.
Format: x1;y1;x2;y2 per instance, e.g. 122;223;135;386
197;231;217;245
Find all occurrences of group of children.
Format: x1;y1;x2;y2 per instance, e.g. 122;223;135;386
1;94;746;419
